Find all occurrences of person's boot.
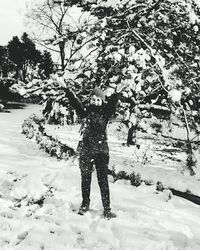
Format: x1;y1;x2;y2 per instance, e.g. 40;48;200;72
78;204;90;215
103;208;116;220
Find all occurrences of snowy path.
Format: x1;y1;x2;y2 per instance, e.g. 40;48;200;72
0;105;200;249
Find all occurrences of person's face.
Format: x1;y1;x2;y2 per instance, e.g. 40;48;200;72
90;95;103;106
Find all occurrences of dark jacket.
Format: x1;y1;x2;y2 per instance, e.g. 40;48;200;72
65;88;120;154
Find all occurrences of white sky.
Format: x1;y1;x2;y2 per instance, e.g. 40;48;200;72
0;0;28;45
0;0;85;62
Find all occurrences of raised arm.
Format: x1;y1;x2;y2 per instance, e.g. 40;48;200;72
51;75;85;116
105;82;129;118
64;88;85;116
105;92;121;118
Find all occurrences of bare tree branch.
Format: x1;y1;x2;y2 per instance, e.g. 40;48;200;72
65;36;98;67
28;34;60;53
79;46;99;68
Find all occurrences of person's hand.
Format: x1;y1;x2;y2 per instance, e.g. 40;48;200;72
58;77;68;89
115;82;129;93
19;88;27;96
51;73;67;89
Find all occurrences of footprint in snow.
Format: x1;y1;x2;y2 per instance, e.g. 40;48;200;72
12;230;29;246
70;226;86;247
0;221;12;231
0;211;13;219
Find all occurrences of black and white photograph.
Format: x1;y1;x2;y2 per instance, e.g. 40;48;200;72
0;0;200;249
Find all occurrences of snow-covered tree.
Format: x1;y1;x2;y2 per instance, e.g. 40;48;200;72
84;0;200;174
25;0;99;70
22;0;200;174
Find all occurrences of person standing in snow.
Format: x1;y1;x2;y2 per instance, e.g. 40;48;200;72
61;82;126;219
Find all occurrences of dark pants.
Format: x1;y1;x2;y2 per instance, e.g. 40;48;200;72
79;150;110;210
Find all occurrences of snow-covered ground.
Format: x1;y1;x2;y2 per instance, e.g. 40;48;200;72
45;121;200;197
0;104;200;250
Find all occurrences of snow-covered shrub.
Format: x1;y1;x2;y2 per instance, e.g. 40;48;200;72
129;172;142;187
114;171;129;182
0;77;24;104
109;166;152;187
22;114;76;159
156;181;165;192
144;179;154;186
18;76;79;125
22;118;37;139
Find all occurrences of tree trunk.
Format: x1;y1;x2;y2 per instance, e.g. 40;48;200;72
2;65;8;77
15;65;19;79
59;41;65;71
181;104;196;175
127;125;137;146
